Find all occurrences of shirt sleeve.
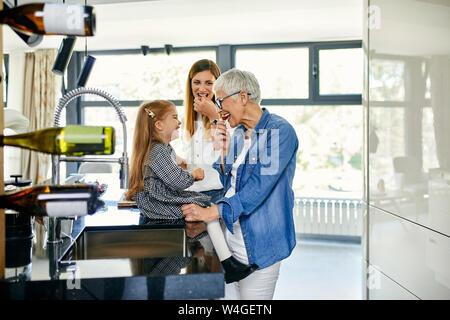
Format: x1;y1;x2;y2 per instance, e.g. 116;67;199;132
149;143;194;191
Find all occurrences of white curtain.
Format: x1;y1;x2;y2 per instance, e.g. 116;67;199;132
430;56;450;171
21;49;59;184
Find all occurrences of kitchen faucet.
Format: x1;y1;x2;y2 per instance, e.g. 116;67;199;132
48;87;129;244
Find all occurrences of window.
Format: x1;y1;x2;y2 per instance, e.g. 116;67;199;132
83;105;186;173
85;50;216;102
234;42;363;195
319;48;363;95
235;47;309;99
267;105;363;195
70;41;364;196
78;49;216;173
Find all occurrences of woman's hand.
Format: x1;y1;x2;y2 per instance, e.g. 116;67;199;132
190;167;204;181
181;204;220;222
193;97;219;121
212;121;230;157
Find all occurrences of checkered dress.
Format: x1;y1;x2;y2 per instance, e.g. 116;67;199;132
136;143;211;220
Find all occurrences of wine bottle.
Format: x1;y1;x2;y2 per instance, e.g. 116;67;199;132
0;184;105;217
0;125;116;156
0;2;96;36
3;0;43;47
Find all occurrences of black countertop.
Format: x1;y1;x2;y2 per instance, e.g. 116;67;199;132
0;174;225;300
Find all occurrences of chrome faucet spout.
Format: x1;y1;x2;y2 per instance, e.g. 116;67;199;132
49;87;129;244
52;87;129;188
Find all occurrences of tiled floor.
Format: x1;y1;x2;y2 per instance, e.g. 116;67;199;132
273;238;363;300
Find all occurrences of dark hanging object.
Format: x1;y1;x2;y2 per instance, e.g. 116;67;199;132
76;55;96;87
52;36;77;75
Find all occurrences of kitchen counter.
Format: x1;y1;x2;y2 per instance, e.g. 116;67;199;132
0;174;225;300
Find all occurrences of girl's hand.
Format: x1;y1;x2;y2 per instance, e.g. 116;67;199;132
185;221;207;239
193;97;219;121
190;168;204;181
181;204;220;222
176;156;187;170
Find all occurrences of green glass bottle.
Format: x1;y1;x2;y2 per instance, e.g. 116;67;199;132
0;125;115;156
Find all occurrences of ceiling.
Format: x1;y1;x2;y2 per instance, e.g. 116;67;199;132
2;0;363;52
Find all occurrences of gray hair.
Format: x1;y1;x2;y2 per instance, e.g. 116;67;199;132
213;68;261;104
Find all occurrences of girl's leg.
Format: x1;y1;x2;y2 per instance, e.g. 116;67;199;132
205;219;257;284
205;219;231;261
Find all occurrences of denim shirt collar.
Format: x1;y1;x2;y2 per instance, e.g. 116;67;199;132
236;108;271;135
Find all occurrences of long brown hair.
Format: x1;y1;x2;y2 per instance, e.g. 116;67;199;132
184;59;221;138
125;100;174;200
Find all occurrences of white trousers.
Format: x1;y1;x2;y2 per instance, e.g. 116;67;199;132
223;261;281;300
219;219;281;300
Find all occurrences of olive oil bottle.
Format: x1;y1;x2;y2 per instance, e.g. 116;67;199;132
0;125;115;156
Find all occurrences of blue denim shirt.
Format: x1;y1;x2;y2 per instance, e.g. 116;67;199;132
213;108;298;269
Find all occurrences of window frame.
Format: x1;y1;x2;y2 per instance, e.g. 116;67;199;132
65;41;362;174
312;41;363;104
67;40;362;121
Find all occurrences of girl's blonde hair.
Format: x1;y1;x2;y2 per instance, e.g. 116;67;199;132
184;59;221;139
125;100;175;200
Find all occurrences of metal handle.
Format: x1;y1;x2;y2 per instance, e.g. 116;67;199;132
312;63;318;79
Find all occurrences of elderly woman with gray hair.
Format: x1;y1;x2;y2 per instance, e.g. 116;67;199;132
181;68;299;300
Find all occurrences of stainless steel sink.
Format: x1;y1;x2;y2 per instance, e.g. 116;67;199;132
68;227;187;260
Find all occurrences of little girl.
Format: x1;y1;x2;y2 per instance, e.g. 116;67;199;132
125;100;257;283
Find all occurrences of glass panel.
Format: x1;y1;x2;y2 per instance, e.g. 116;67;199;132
422;107;438;170
369;58;405;101
235;48;309;99
319;48;363;95
369;0;450;237
85;50;216;102
266;105;363;198
369;106;405;192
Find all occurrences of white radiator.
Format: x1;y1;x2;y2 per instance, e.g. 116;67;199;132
294;198;363;237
